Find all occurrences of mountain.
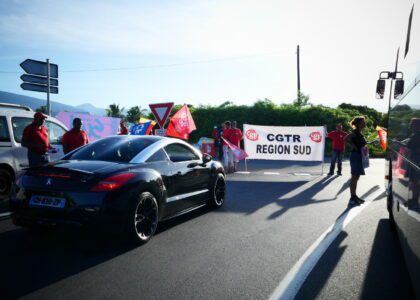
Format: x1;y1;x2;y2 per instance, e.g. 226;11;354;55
0;91;104;116
75;103;106;116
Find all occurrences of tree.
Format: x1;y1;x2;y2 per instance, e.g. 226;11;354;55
126;106;148;124
35;105;48;114
293;91;310;108
106;103;125;118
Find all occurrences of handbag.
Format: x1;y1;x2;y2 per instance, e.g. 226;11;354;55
361;146;369;168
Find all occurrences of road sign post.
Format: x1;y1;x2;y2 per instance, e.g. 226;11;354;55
20;58;59;116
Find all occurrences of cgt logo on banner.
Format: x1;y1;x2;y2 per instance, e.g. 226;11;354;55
243;124;326;161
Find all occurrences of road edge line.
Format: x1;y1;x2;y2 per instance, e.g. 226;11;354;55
269;187;385;300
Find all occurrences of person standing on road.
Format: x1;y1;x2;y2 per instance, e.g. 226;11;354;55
326;123;348;176
222;121;235;173
119;120;128;135
62;118;89;154
211;125;221;160
231;121;243;172
21;112;51;167
344;116;368;205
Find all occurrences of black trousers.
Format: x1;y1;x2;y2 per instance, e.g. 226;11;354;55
329;150;343;173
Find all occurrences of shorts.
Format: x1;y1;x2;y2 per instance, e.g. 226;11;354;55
350;151;365;176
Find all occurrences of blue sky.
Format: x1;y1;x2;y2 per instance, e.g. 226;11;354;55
0;0;413;112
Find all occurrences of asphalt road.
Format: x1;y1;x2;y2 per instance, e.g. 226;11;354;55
0;159;415;299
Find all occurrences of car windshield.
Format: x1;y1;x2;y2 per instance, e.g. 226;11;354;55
66;136;155;163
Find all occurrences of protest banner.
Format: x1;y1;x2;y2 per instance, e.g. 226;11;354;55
243;124;325;161
55;112;120;142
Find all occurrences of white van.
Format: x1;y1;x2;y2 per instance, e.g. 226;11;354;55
0;103;68;207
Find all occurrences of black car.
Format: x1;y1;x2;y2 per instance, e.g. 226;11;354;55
11;135;226;244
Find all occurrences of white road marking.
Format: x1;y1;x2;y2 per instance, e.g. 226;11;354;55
293;173;311;176
235;171;251;174
0;212;11;218
269;186;385;300
264;172;281;175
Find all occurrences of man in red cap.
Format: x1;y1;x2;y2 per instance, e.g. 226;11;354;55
119;120;128;135
22;112;51;167
62;118;89;154
326;123;348;175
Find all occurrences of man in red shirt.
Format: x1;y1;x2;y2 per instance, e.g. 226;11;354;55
119;121;128;135
327;123;348;175
22;112;51;167
231;121;243;172
221;121;234;173
62;118;89;154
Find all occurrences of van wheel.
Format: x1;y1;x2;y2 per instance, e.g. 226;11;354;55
0;169;13;200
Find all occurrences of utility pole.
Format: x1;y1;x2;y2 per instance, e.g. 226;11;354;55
297;45;301;97
46;58;51;116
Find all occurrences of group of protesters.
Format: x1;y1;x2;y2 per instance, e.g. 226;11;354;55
21;110;395;207
211;120;243;173
22;112;89;167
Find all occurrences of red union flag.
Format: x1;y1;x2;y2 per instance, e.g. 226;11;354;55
221;137;248;161
166;104;196;140
376;126;387;150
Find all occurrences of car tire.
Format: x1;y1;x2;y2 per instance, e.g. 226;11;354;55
126;191;159;245
0;168;13;201
208;173;226;208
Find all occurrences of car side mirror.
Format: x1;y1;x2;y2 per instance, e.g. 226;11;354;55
376;79;385;99
394;79;404;99
202;153;212;164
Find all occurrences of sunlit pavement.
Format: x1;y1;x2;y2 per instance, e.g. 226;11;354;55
0;159;414;299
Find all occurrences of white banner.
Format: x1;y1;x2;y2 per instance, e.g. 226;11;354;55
243;124;325;161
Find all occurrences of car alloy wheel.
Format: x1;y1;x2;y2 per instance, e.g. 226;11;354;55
134;192;158;242
212;174;226;207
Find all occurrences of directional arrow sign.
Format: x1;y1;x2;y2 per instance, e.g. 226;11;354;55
21;83;58;94
20;59;58;78
20;74;59;87
149;102;174;128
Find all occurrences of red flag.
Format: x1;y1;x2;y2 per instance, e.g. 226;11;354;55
166;105;196;140
221;137;248;161
376;126;387;150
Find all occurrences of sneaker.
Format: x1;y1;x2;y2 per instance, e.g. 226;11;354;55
348;196;361;206
355;196;365;204
327;172;334;176
337;172;342;176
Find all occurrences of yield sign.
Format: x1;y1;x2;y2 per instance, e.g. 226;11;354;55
149;102;174;128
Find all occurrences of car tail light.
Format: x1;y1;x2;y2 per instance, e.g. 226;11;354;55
90;173;136;192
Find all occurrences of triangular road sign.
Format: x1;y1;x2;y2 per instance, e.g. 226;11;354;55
149;102;174;128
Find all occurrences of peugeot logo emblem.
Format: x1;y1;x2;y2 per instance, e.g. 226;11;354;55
46;178;52;185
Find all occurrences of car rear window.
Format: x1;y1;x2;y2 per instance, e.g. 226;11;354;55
67;137;155;163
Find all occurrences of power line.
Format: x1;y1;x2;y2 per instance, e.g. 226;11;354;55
0;52;284;74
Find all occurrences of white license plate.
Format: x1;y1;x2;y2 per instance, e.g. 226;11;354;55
29;195;66;209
